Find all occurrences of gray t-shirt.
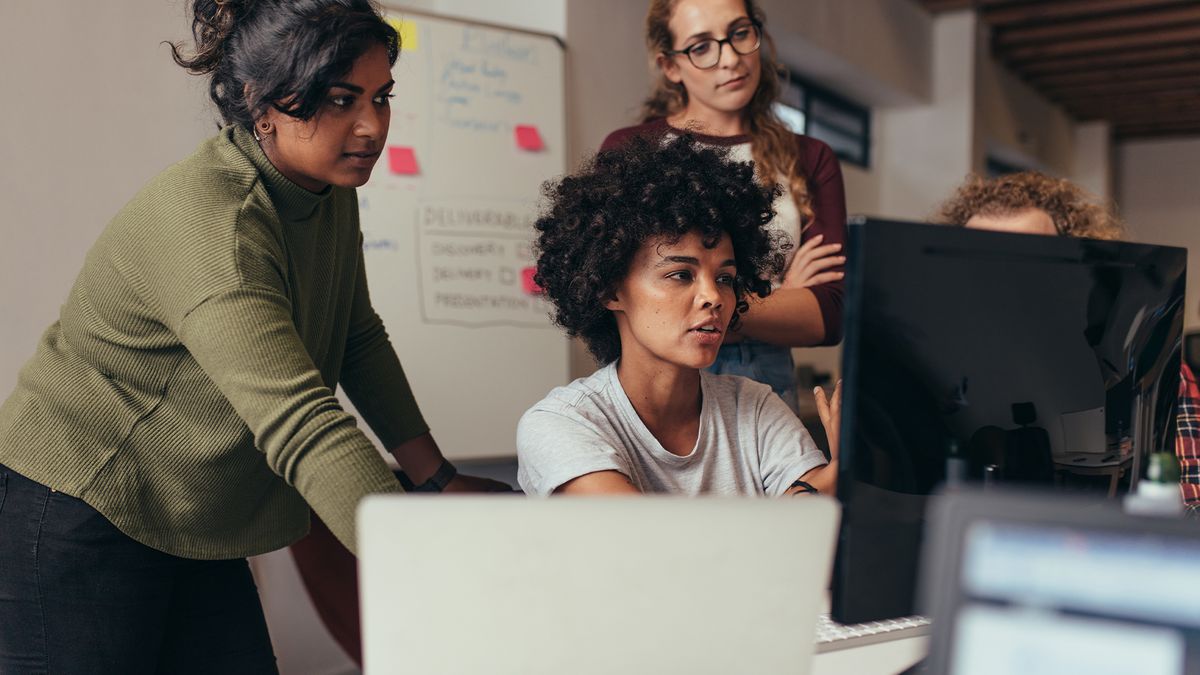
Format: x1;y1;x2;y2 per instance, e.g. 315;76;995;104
517;362;827;496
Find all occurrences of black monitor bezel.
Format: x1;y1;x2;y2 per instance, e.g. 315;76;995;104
830;216;1188;624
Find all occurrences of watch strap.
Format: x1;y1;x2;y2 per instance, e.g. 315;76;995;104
397;458;458;493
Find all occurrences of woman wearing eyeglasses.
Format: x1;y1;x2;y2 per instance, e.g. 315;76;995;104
601;0;848;415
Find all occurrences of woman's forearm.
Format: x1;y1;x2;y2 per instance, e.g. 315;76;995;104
730;288;827;347
388;432;447;484
794;460;838;496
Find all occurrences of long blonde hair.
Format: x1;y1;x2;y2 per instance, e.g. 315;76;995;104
642;0;813;225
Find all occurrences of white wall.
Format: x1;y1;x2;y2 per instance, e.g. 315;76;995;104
0;0;213;392
874;10;977;221
974;21;1076;178
759;0;932;107
1073;121;1113;200
393;0;565;37
564;0;650;167
1118;137;1200;332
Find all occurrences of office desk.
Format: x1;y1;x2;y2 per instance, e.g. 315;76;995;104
812;635;928;674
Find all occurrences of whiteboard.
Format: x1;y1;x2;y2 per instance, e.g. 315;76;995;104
346;8;568;460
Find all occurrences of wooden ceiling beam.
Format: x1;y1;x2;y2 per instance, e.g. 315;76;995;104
994;5;1200;47
1115;122;1200;139
981;0;1184;26
1004;24;1200;63
1071;102;1200;123
1067;89;1200;110
910;0;1200;138
1072;102;1200;117
1030;61;1200;88
1044;74;1200;98
1118;131;1200;140
1016;44;1200;77
1118;118;1200;130
1078;109;1200;127
916;0;976;12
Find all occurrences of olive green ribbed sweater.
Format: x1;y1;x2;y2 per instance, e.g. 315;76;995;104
0;125;426;559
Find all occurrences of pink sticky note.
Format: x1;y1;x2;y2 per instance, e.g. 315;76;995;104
388;146;419;175
514;125;544;152
521;267;542;295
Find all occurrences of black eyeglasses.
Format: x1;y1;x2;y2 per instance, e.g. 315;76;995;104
666;22;761;70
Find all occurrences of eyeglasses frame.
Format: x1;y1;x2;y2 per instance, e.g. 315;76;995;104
664;21;763;70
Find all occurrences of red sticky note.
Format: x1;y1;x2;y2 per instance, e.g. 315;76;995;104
514;125;544;152
521;267;542;295
388;146;419;175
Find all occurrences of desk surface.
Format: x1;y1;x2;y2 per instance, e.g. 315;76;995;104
812;635;928;675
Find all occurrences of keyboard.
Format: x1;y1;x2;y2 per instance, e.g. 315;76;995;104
813;612;931;653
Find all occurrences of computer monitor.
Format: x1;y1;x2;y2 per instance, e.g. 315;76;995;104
832;218;1186;624
920;487;1200;675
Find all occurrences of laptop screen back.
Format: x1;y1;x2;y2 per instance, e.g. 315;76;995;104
357;496;840;675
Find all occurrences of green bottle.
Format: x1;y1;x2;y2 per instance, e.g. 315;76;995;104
1146;452;1182;484
1124;452;1183;516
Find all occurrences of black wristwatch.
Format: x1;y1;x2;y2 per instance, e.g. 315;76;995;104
397;458;458;493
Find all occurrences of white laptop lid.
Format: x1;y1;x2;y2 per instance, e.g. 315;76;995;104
357;496;839;675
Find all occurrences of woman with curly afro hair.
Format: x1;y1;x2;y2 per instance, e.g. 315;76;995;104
939;171;1124;240
599;0;849;415
517;135;840;497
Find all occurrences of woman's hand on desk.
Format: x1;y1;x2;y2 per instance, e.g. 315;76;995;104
388;433;514;492
443;474;514;493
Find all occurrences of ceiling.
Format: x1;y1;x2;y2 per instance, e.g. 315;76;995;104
914;0;1200;139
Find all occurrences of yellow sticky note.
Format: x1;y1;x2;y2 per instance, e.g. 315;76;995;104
386;18;419;52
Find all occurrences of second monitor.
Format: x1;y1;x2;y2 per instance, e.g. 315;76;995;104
832;218;1186;624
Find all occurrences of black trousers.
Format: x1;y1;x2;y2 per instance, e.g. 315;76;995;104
0;464;278;674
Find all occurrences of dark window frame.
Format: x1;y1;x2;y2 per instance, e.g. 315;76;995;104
779;73;872;169
985;155;1030;178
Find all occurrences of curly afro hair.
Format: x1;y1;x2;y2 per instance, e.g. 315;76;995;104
533;134;789;365
939;171;1124;240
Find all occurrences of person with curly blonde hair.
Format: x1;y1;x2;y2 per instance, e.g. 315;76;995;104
939;171;1124;240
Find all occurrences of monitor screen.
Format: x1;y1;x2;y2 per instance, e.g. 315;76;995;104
832;218;1186;623
950;522;1200;675
921;490;1200;675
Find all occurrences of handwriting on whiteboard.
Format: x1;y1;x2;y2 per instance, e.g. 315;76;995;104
411;200;551;328
435;29;535;134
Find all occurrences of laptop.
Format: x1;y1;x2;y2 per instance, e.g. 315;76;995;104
919;488;1200;675
357;496;840;674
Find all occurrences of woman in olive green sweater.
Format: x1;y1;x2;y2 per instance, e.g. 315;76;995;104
0;1;502;671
